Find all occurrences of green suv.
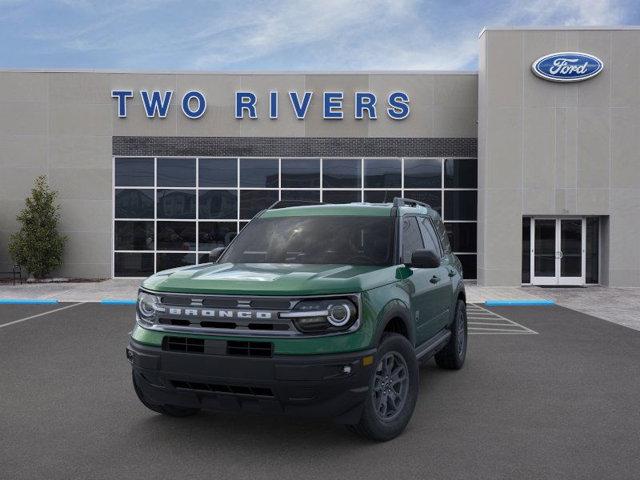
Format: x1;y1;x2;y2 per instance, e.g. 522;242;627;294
127;198;467;441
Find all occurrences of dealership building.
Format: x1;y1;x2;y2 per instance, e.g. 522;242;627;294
0;26;639;287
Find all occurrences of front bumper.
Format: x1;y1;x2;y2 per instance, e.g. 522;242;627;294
127;339;376;423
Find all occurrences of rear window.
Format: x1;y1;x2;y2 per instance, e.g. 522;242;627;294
220;216;395;266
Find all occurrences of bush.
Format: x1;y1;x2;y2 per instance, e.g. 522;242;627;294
9;176;67;279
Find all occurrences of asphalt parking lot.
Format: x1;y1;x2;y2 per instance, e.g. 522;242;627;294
1;303;639;480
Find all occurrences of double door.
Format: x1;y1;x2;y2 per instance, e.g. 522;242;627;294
531;218;585;286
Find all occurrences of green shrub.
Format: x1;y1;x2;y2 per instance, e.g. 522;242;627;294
8;175;67;279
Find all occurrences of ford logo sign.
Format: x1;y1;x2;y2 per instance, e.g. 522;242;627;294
532;52;603;82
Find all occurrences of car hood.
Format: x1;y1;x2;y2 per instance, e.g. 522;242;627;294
142;263;398;296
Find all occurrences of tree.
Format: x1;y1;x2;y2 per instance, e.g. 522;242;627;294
9;175;67;279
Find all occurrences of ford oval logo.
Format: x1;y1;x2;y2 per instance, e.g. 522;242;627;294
532;52;603;82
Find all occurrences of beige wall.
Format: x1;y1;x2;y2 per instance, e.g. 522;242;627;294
0;71;477;278
478;28;640;286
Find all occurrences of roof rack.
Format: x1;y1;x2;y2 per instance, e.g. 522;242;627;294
267;200;325;210
392;197;432;209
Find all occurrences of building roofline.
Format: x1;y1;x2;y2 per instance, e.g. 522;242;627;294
0;67;478;76
479;25;640;38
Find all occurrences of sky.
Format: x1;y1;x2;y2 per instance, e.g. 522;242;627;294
0;0;638;71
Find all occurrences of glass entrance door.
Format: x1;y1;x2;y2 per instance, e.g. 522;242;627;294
531;218;586;286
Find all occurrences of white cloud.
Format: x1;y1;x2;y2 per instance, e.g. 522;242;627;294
9;0;632;70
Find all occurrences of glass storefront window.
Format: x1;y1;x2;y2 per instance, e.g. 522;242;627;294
113;157;478;278
522;218;531;284
115;158;153;186
444;158;477;188
240;158;278;187
586;217;599;284
322;190;361;204
364;158;401;188
114;221;154;250
444;191;477;221
115;189;154;218
157;158;196;187
156;221;196;251
281;158;320;188
199;158;237;187
198;190;237;219
403;190;441;214
157;189;196;219
404;158;441;188
364;190;401;203
322;159;361;188
240;190;278;219
281;190;320;202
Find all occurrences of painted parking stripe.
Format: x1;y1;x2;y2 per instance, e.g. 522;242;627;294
0;303;83;329
0;299;59;305
468;304;537;335
100;299;136;305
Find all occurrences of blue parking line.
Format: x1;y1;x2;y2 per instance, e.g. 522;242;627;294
100;299;136;305
0;299;59;304
485;299;555;307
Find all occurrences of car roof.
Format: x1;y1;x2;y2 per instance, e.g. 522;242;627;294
260;202;434;218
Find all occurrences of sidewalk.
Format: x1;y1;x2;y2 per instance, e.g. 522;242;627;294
1;279;639;331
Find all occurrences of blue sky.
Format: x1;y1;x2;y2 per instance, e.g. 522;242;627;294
0;0;638;71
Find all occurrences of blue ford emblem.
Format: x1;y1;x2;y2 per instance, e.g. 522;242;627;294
532;52;603;82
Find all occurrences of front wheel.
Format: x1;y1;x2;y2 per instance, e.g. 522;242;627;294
435;299;467;370
348;333;419;441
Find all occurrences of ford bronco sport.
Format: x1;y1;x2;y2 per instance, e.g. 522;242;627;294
127;198;467;441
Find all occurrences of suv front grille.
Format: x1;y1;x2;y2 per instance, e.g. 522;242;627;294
226;341;273;357
163;336;204;353
171;380;274;397
162;336;273;357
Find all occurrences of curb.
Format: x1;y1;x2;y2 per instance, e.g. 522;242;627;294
0;299;59;304
100;299;136;305
485;299;555;306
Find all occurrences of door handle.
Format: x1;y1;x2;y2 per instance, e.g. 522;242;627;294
430;275;440;284
448;269;456;277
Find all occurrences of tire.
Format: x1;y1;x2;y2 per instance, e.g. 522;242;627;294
132;371;200;418
348;333;419;442
435;299;467;370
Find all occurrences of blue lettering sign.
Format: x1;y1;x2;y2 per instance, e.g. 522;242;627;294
235;91;257;119
111;90;133;118
269;91;278;119
140;90;173;118
181;90;206;119
387;91;410;120
355;92;377;120
323;92;343;119
289;91;313;119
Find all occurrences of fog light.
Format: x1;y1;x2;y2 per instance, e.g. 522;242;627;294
126;348;134;362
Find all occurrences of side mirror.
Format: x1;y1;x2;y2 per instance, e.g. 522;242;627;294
409;249;440;269
208;247;226;263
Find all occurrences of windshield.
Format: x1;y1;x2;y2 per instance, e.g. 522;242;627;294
220;216;395;266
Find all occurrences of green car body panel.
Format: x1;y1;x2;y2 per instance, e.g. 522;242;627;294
128;201;466;425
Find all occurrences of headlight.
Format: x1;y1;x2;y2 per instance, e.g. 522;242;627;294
281;298;358;334
136;291;160;326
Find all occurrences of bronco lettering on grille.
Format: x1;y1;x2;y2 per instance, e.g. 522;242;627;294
161;307;273;320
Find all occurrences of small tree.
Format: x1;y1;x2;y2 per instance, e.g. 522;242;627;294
9;176;67;279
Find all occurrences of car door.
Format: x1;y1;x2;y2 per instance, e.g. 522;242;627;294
418;216;454;335
400;216;442;344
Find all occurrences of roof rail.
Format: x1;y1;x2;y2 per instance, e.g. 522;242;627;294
267;199;325;210
392;197;432;209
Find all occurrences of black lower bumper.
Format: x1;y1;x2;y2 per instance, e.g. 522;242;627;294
127;340;376;423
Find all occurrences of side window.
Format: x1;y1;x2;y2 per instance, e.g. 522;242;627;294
433;217;451;254
418;217;442;256
402;217;424;263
